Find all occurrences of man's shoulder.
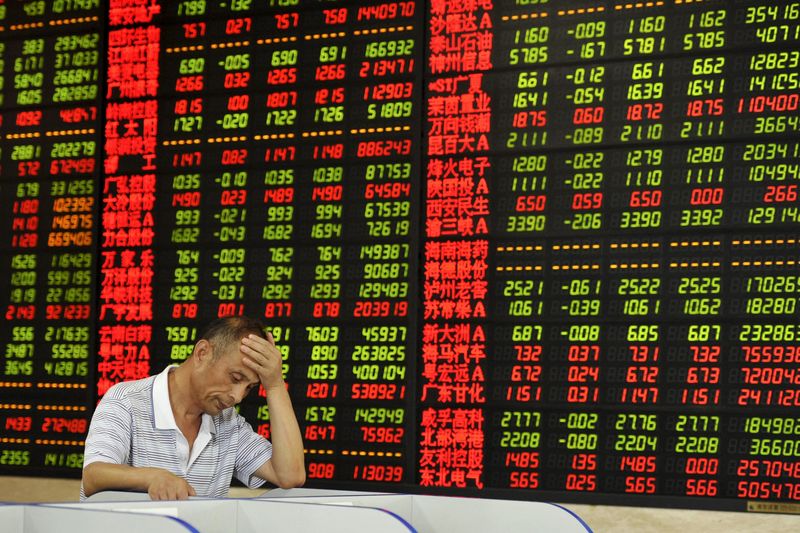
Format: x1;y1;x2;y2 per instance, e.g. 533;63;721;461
216;406;242;425
213;406;250;434
103;374;157;402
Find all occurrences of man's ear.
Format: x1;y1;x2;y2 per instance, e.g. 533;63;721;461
193;339;212;364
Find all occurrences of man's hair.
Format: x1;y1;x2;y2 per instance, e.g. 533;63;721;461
197;316;267;357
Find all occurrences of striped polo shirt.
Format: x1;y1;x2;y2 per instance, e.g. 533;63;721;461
81;365;272;500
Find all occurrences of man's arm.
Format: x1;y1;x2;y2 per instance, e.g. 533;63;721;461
82;391;197;500
83;462;196;500
241;333;306;488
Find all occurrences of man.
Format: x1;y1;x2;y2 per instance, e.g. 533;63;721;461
81;316;305;500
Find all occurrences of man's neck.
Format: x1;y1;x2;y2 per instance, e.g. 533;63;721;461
168;366;203;422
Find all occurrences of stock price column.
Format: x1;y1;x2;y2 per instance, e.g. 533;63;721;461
485;0;800;506
729;2;800;505
297;6;348;481
0;2;101;475
285;1;421;486
607;7;669;497
153;2;297;433
341;2;421;486
151;0;422;488
155;4;253;367
272;1;422;486
605;5;671;499
490;4;614;496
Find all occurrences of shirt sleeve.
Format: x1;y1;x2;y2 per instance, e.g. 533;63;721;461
82;391;133;468
232;413;273;488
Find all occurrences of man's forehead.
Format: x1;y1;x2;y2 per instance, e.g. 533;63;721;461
215;340;259;382
209;336;243;355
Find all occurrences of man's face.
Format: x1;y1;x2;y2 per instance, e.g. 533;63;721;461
195;340;260;415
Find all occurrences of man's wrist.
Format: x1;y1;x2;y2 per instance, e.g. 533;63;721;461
264;380;288;395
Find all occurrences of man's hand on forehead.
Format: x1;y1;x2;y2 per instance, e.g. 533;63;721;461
240;331;284;390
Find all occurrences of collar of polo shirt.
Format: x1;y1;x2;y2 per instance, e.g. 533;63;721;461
153;365;216;470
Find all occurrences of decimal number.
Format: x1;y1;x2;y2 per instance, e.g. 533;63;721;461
746;297;797;315
675;436;718;454
618;278;659;295
750;438;800;457
352;344;405;362
361;326;406;343
509;471;539;489
680;208;721;227
0;450;30;465
683;31;724;51
353;464;403;482
740;324;796;341
364;39;413;58
509;46;548;65
570;172;602;189
501;411;541;428
678;277;720;294
351;383;402;400
354;407;405;424
500;431;540;448
360;426;404;444
178;0;206;16
745;417;800;435
41;417;88;434
506;215;545;232
54;34;99;52
615;413;656;431
742;345;800;364
675;415;719;432
307;462;335;479
364;82;413;101
750;51;800;71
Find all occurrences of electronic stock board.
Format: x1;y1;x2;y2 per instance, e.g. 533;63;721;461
1;0;800;513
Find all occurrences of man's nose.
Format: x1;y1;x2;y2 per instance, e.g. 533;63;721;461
233;383;250;403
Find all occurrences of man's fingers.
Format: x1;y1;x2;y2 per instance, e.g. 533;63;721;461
241;335;281;364
149;471;195;500
241;335;269;356
242;332;276;350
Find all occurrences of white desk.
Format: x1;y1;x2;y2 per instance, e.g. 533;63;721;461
258;488;593;533
78;488;592;532
61;496;415;532
0;503;199;533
